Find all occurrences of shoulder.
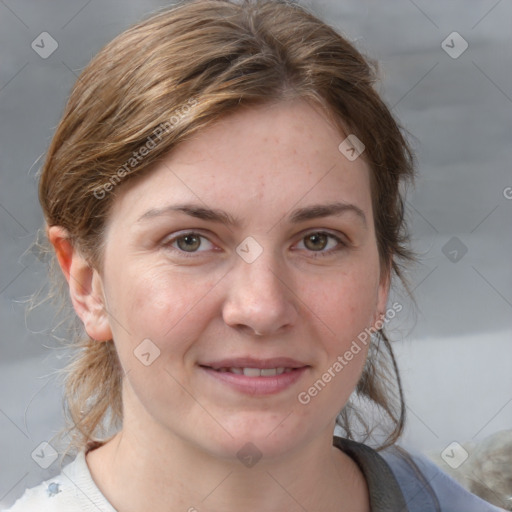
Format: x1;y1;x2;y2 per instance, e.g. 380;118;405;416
2;453;115;512
379;444;507;511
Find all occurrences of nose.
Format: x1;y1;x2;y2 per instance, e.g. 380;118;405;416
222;249;298;337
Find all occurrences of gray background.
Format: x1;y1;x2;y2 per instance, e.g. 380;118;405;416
1;0;511;507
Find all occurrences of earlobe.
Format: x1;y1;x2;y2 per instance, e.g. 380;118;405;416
48;225;113;342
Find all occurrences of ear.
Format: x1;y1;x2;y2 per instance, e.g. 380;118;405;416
372;262;392;330
48;225;112;342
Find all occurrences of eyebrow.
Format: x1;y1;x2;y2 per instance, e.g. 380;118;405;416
137;201;367;228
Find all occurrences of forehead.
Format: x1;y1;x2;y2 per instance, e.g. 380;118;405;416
108;98;373;227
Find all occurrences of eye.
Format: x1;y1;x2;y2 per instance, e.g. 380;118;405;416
294;231;346;256
162;232;215;255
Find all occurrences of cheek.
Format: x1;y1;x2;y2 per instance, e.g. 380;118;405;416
296;259;379;408
299;259;381;345
106;261;220;362
298;266;377;414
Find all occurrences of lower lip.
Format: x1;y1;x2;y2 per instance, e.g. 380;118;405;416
200;366;309;395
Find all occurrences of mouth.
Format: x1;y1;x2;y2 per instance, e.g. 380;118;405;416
208;367;296;376
199;358;310;395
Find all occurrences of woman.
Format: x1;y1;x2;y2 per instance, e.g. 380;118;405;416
4;0;505;510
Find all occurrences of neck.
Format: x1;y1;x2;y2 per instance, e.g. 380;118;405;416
86;384;369;512
87;422;369;512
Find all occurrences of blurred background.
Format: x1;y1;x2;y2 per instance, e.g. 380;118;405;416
1;0;511;508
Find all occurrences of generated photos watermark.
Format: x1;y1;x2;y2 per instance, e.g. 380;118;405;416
297;301;402;405
93;97;199;200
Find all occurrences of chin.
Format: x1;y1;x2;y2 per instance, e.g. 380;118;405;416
193;411;315;463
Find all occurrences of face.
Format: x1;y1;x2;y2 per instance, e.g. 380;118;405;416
90;99;389;460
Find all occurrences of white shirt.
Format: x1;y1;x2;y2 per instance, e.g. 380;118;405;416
3;452;115;512
3;438;507;511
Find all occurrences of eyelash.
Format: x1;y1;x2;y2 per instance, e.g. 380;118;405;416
162;230;347;259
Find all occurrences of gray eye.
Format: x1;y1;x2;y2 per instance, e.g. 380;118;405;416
303;233;328;251
176;234;202;252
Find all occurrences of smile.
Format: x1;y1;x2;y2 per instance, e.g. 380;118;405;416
199;363;309;395
214;367;295;376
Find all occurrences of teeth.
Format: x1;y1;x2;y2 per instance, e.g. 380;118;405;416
220;367;291;376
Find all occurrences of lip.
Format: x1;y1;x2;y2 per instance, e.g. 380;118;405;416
201;357;308;370
199;357;310;396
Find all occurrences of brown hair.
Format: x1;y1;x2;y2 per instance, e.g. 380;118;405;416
38;0;416;452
